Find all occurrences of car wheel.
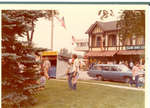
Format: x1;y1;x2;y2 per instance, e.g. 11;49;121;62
124;77;130;83
96;75;103;81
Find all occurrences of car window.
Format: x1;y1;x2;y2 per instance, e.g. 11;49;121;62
110;66;119;71
95;66;102;70
102;66;110;71
118;65;130;72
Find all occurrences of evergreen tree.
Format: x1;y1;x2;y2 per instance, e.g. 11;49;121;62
2;10;41;108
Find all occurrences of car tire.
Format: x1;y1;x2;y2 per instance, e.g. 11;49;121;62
124;77;130;83
96;75;103;81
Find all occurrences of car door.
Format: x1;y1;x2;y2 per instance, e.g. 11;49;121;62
102;66;111;80
109;66;122;81
94;66;102;76
89;65;100;77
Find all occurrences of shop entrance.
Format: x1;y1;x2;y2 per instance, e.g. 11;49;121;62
41;51;57;78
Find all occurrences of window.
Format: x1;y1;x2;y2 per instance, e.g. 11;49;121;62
102;66;110;71
96;37;101;47
119;65;130;72
108;35;116;46
95;66;102;70
80;42;86;47
130;38;133;45
136;37;145;45
110;66;118;71
124;38;130;45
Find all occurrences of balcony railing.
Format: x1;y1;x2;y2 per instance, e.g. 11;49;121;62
74;46;89;51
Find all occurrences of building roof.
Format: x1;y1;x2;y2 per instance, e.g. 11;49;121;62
85;21;119;34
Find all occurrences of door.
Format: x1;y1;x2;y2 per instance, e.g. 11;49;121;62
102;66;112;80
109;66;122;81
92;66;102;77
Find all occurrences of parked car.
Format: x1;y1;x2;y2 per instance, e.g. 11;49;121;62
87;64;133;83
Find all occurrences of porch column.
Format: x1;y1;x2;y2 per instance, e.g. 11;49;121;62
116;34;119;50
88;34;90;51
100;35;104;50
89;34;92;51
105;33;108;47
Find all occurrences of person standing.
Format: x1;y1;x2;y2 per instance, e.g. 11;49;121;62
42;57;51;80
37;72;46;90
66;59;74;89
129;61;134;70
131;62;140;87
72;54;80;90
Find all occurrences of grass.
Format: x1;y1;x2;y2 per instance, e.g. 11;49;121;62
30;80;144;108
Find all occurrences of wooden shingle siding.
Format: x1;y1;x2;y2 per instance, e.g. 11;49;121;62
92;25;103;34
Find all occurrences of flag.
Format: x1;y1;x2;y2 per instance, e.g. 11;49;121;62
72;36;76;45
61;17;66;28
55;16;66;28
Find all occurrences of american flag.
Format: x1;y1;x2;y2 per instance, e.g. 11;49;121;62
55;16;66;28
72;36;76;45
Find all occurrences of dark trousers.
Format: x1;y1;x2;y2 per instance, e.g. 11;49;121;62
129;75;139;87
135;75;139;88
68;72;77;90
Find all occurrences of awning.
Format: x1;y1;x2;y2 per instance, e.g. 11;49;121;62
117;50;145;55
86;51;118;57
41;51;58;56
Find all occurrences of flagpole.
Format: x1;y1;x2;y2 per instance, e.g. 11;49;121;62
51;10;54;51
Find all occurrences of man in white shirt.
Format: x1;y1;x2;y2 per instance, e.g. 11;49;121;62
72;54;79;90
42;57;51;80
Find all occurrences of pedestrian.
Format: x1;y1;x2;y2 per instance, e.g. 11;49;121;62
66;59;74;89
71;54;80;90
124;61;129;67
138;73;145;88
37;72;46;90
129;61;134;70
48;62;56;78
137;64;145;88
130;62;140;87
42;57;51;80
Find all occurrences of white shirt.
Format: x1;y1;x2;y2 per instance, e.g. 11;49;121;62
43;60;51;69
72;59;80;72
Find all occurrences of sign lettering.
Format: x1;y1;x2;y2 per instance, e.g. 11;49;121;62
126;45;145;50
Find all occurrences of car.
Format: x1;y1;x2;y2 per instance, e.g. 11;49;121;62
87;64;133;83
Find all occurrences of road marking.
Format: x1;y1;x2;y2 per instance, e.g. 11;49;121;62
51;79;145;92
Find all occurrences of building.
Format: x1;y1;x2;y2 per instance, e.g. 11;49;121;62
74;38;89;52
85;21;145;65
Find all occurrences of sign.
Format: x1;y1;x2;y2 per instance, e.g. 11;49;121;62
42;51;57;56
126;45;145;50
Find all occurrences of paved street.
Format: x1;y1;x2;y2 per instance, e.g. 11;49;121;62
54;79;145;92
78;71;95;80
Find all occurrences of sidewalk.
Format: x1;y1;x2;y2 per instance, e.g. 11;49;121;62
53;79;145;92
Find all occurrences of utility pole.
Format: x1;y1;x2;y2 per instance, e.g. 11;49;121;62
51;10;54;51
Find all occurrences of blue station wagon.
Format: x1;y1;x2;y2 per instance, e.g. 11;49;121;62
87;64;133;83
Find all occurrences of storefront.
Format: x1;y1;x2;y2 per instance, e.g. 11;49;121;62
85;21;145;66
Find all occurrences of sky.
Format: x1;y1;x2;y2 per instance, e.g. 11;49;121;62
0;4;148;54
32;6;121;54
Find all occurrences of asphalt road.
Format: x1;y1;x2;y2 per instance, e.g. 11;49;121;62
78;71;95;80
